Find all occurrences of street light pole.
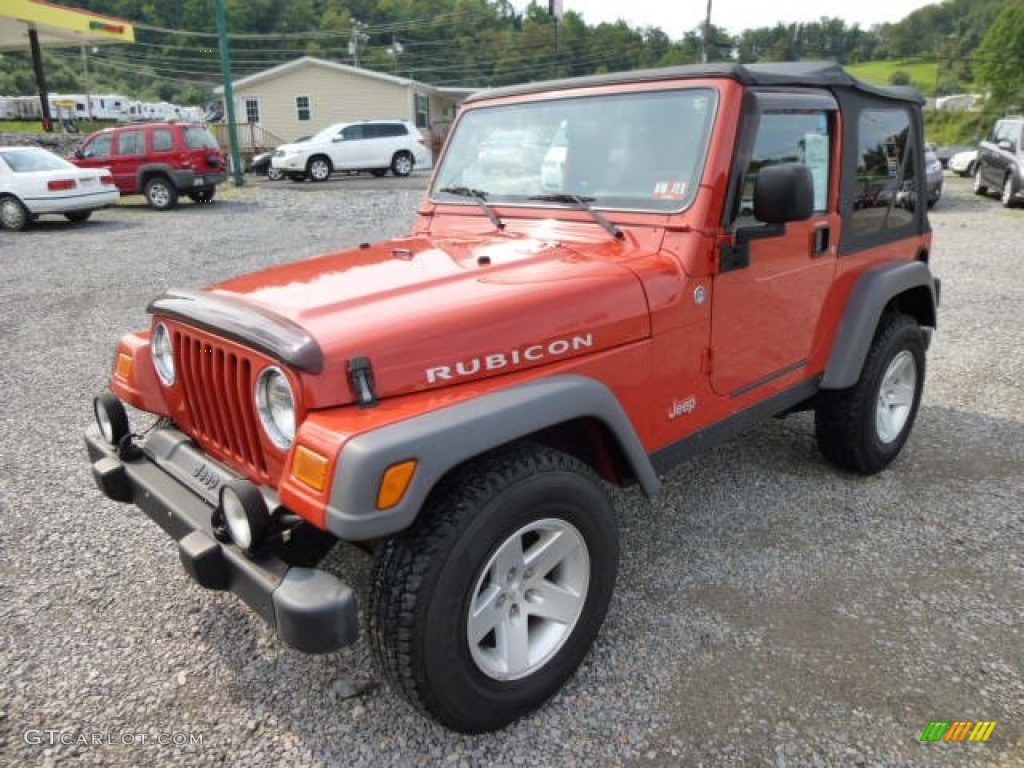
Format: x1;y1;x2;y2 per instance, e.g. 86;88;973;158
215;0;244;186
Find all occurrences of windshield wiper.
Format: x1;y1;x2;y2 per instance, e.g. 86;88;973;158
527;193;623;239
436;186;504;230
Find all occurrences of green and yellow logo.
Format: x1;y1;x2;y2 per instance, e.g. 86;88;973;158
921;721;997;742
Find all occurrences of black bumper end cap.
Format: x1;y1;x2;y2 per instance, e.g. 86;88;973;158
92;456;133;503
179;531;230;591
274;567;359;654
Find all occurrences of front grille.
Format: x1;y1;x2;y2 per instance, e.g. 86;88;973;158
174;329;269;481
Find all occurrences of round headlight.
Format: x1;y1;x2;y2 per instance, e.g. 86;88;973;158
152;322;175;386
255;366;296;449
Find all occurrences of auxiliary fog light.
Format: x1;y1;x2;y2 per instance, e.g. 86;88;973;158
218;481;270;553
94;392;130;444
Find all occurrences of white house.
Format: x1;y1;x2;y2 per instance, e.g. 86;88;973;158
214;56;478;153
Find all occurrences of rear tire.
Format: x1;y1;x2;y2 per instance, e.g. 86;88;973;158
815;313;925;475
144;176;178;210
0;195;29;231
390;151;414;177
368;443;618;733
65;210;92;223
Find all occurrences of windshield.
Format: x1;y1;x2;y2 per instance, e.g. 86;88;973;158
432;88;717;213
0;147;74;173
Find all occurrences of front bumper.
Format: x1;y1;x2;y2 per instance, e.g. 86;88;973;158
84;425;358;654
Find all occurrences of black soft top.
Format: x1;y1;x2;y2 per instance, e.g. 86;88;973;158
465;60;923;106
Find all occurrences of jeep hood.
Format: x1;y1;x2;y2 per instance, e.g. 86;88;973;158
172;235;652;407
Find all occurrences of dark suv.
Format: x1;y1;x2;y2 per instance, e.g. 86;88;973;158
71;122;227;210
973;115;1024;207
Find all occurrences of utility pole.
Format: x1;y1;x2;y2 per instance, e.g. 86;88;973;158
348;20;368;68
215;0;244;186
80;46;92;120
702;0;712;63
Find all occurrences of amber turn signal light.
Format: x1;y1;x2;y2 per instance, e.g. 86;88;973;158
292;445;330;492
377;460;417;510
114;352;134;381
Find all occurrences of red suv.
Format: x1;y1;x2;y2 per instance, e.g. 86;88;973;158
71;122;226;209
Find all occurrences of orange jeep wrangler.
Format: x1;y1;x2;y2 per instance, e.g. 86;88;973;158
86;62;939;732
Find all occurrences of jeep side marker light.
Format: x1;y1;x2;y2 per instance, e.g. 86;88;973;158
218;481;270;553
377;460;418;510
94;393;130;444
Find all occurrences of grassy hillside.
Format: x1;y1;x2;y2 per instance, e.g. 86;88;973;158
847;59;940;94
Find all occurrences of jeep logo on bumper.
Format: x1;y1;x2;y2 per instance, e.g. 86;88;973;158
192;463;221;491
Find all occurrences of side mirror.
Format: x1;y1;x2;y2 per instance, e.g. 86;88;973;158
74;148;85;159
753;163;814;224
332;135;345;143
997;139;1014;152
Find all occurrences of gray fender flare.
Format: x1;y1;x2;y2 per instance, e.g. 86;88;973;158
324;375;659;540
820;260;938;390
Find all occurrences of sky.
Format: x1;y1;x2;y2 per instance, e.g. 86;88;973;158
539;0;939;38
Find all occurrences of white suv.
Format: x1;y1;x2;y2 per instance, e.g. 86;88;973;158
271;120;429;182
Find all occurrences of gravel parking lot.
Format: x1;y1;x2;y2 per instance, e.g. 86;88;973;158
1;174;1020;767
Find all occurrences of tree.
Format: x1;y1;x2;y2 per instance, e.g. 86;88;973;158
975;1;1024;109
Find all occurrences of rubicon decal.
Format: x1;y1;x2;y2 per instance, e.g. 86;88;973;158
426;334;594;384
920;721;996;742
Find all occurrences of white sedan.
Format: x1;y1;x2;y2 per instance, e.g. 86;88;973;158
0;146;119;231
948;148;978;177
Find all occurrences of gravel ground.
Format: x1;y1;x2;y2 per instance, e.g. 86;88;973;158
1;174;1020;767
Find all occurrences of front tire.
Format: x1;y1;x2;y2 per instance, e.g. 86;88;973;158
306;155;332;182
369;443;618;733
0;195;29;231
266;166;284;181
815;313;926;475
1001;175;1016;208
973;165;988;196
144;176;178;210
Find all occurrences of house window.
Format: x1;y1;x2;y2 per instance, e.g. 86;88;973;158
244;97;259;124
414;93;429;129
296;96;311;122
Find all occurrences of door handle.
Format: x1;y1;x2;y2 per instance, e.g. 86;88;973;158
812;225;831;257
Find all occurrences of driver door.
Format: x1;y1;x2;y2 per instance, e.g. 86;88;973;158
710;92;839;397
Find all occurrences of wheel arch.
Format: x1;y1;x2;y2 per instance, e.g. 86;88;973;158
324;375;659;541
820;261;938;391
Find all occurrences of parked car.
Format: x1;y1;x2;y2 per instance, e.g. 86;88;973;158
271;119;428;181
0;146;118;231
249;135;311;180
948;148;978;177
896;149;942;210
69;122;227;210
87;62;939;734
973;115;1024;208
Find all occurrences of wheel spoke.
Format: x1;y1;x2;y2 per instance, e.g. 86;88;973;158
888;383;915;407
493;534;525;579
468;584;503;644
524;529;577;580
528;581;583;625
494;613;530;674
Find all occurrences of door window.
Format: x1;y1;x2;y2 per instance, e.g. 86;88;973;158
82;133;113;159
341;125;366;141
117;130;145;156
740;111;832;221
152;128;174;152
